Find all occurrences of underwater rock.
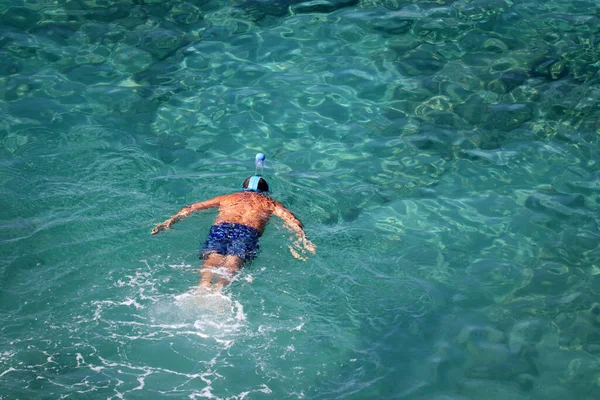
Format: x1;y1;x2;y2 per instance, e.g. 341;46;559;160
224;64;269;88
531;57;569;80
375;18;412;35
0;32;37;60
133;58;183;86
234;0;359;20
152;104;211;136
487;71;528;95
65;63;119;85
461;52;502;68
291;0;359;14
30;23;78;46
586;303;600;327
454;95;491;126
590;275;600;296
64;0;131;23
545;291;591;320
167;148;200;167
537;80;582;120
568;51;600;82
452;291;495;309
460;31;495;53
440;82;472;103
558;313;600;355
84;86;143;116
79;21;119;44
397;47;446;77
89;4;131;23
513;262;572;297
387;34;419;54
454;0;511;22
1;7;41;30
139;28;189;59
0;56;21;77
554;311;576;332
109;5;152;30
327;68;384;101
556;228;600;261
509;79;543;102
435;41;467;61
168;2;204;26
3;74;43;102
393;81;437;103
407;124;457;154
113;46;154;75
436;60;483;92
8;98;68;124
412;17;468;44
484;103;533;131
428;112;466;129
2;132;30;154
155;134;194;165
508;318;549;354
466;259;522;300
181;51;211;72
460;29;522;53
233;0;292;18
466;354;539;389
525;190;586;217
342;207;360;222
457;325;506;351
562;356;600;397
380;105;409;123
539;79;577;103
457;322;540;384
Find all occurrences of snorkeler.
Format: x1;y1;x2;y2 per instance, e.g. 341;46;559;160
151;173;316;290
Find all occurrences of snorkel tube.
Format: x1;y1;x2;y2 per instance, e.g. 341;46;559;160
255;152;265;175
242;153;268;193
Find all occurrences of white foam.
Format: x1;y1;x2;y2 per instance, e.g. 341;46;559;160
0;367;16;377
198;266;235;279
174;289;233;313
148;288;247;341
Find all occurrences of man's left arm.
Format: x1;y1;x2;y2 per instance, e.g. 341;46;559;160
272;203;316;259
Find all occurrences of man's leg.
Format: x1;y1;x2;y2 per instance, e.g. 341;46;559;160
214;255;245;290
199;253;225;288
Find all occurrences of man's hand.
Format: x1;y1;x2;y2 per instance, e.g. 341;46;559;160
289;236;316;261
301;237;316;254
151;220;171;235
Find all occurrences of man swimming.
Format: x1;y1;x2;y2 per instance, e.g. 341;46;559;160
151;176;316;290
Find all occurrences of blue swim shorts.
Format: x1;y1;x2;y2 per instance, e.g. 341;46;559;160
201;222;260;261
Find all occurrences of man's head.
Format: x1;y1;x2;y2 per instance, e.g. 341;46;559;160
242;176;269;193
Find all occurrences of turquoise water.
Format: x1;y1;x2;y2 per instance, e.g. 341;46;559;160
1;0;600;398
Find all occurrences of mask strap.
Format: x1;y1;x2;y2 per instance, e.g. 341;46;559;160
248;176;261;191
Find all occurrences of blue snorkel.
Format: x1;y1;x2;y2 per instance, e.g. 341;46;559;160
242;153;268;193
255;152;265;175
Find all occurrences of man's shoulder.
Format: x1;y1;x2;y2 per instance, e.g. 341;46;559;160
220;191;271;203
216;192;243;203
245;192;281;209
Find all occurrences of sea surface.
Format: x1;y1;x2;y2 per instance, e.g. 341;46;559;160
1;0;600;399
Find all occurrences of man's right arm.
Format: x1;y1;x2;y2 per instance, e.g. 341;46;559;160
151;196;223;235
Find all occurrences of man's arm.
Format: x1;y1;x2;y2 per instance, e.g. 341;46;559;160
272;202;316;259
151;196;223;235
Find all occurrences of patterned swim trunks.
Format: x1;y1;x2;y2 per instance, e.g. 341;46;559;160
201;222;260;261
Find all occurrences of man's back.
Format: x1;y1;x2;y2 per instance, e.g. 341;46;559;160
212;191;280;232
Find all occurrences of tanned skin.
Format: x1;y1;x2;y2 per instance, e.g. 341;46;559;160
151;191;316;290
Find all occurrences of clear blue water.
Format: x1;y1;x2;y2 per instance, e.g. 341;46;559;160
1;0;600;398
